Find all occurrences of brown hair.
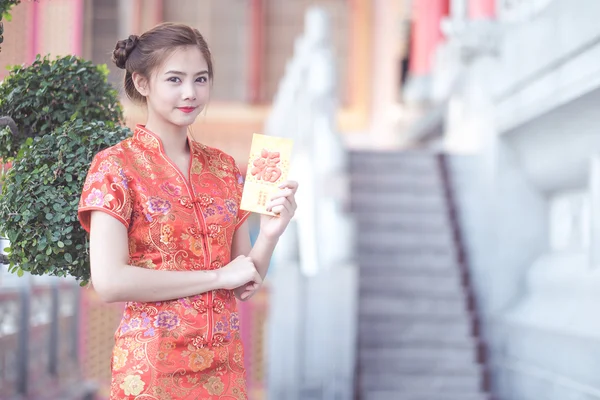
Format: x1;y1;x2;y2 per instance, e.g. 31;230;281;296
112;23;213;104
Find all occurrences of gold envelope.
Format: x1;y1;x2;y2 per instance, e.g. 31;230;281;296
240;133;294;216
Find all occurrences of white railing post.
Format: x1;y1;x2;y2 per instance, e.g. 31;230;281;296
589;154;600;267
265;6;357;399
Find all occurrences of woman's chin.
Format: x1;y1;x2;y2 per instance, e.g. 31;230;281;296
169;114;199;127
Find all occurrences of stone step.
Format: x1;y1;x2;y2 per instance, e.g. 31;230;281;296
357;231;455;251
359;346;482;375
353;212;450;231
357;244;457;262
357;253;460;273
359;357;483;377
351;189;447;212
359;262;463;277
358;319;474;347
360;273;465;298
349;151;440;171
349;149;438;159
359;347;480;371
357;220;451;236
359;332;478;351
357;241;457;259
350;173;443;194
358;312;475;332
351;191;447;210
360;390;489;400
359;296;469;318
350;181;445;197
360;371;483;392
352;209;452;231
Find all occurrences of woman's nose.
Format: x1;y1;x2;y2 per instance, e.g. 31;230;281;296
183;84;196;101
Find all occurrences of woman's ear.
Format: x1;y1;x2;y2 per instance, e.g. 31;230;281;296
132;72;149;97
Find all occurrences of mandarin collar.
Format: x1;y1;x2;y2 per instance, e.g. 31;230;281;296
133;124;196;155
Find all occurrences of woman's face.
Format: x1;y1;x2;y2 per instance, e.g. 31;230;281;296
137;46;211;130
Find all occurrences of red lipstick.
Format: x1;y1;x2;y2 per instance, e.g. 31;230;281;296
178;107;196;113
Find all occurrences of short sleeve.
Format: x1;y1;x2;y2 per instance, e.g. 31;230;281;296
78;152;133;233
233;163;251;229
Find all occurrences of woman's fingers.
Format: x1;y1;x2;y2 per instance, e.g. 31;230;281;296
278;180;299;194
266;197;294;214
270;188;293;201
241;284;259;300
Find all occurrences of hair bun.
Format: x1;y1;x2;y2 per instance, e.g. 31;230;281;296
112;35;139;69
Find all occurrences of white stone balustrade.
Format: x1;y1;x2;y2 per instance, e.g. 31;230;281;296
265;7;357;400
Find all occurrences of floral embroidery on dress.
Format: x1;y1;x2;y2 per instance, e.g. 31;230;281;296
147;197;172;215
120;374;145;396
160;181;182;197
78;125;250;398
186;346;214;372
85;188;110;207
154;311;180;331
204;376;225;395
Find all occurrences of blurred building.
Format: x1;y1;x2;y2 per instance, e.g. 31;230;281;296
404;0;600;399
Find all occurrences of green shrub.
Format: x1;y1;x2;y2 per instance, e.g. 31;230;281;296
0;55;123;159
0;119;131;282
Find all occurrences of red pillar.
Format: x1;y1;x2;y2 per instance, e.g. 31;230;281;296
28;0;40;63
71;0;84;56
247;0;264;104
469;0;495;19
408;0;450;76
132;0;142;34
153;0;164;26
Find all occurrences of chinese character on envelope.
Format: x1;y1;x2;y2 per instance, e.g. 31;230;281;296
240;133;294;216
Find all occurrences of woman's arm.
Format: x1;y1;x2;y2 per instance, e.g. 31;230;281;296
231;181;298;300
230;221;277;301
231;221;278;280
90;211;260;303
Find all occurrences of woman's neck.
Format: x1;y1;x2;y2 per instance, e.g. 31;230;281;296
144;115;189;156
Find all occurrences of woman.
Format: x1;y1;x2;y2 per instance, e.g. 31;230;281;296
78;22;298;399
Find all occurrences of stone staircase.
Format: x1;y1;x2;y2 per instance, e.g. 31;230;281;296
350;151;490;400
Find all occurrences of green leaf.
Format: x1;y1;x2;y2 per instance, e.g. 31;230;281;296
0;54;131;282
97;64;109;78
17;268;23;277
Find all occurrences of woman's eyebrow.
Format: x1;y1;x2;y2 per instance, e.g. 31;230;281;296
164;70;209;76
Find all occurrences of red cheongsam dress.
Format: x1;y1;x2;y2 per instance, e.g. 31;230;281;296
78;125;251;399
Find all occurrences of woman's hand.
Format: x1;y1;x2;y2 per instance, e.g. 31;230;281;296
216;255;262;290
259;180;298;241
233;281;261;301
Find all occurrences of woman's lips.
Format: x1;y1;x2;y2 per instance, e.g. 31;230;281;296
178;107;197;113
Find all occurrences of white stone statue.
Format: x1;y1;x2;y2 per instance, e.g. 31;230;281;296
266;6;354;276
265;6;357;400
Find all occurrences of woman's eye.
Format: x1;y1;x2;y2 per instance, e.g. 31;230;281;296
167;77;181;83
197;76;207;83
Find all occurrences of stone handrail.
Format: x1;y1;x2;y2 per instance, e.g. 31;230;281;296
264;7;357;400
496;358;600;398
